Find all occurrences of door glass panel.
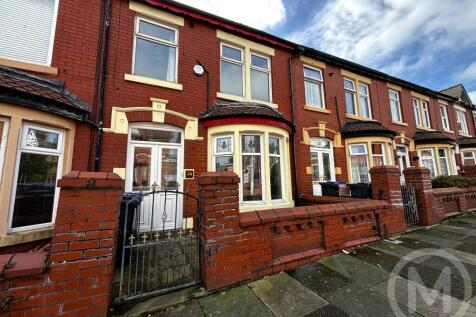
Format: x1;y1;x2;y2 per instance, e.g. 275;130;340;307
11;153;58;228
311;152;320;182
161;148;178;189
132;147;151;191
131;128;181;143
25;128;59;149
322;152;331;181
242;155;262;201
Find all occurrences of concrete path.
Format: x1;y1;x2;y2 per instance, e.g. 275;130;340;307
150;213;476;317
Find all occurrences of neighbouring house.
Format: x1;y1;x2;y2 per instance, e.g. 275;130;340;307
0;0;475;252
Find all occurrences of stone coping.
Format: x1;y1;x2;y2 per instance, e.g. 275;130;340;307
432;187;476;195
0;248;48;279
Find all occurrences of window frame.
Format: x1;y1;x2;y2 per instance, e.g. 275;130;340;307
439;104;450;131
132;15;179;83
421;101;431;128
268;135;284;202
348;143;370;183
437;148;450;176
371;143;387;166
419;148;437;178
344;77;372;119
455;107;469;135
8;123;65;232
413;98;431;129
358;83;372;118
462;150;476;166
213;134;234;172
250;51;272;102
389;89;403;123
220;42;245;97
344;77;358;116
303;65;325;109
240;133;265;204
0;118;9;183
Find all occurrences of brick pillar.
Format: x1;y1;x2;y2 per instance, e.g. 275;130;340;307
198;171;241;291
403;167;438;225
49;171;124;316
369;166;403;205
463;165;476;177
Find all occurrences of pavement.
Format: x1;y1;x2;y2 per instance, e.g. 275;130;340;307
122;212;476;317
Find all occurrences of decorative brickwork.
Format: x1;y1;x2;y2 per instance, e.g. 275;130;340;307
0;172;123;317
198;171;405;291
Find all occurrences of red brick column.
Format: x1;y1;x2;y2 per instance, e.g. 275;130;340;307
198;172;242;291
403;167;438;225
369;166;403;205
49;171;123;316
463;165;476;177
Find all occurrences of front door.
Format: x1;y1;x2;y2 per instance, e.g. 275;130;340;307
396;145;410;183
310;138;335;196
126;125;184;231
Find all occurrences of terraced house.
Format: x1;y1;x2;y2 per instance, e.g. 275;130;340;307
0;0;476;251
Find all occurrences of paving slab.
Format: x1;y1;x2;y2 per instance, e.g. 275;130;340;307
444;248;476;265
156;300;204;317
198;285;273;317
449;221;476;230
320;253;389;287
304;304;349;317
456;217;476;225
371;274;476;317
249;273;327;317
436;224;476;236
288;262;353;296
418;227;468;241
326;282;420;316
405;233;463;248
397;236;441;250
369;240;431;264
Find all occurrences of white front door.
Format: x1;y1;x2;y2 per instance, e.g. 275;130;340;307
126;125;184;231
310;138;335;196
396;145;410;184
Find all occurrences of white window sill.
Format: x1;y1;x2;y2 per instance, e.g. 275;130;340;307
443;129;454;134
345;113;375;121
459;132;472;137
391;121;408;127
416;126;434;131
0;227;53;248
125;74;183;91
239;200;294;213
304;105;331;114
0;57;58;75
217;92;278;108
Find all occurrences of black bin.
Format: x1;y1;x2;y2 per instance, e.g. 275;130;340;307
115;192;142;267
348;183;373;199
319;181;341;197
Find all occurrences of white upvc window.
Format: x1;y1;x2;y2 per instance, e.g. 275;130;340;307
344;77;372;119
438;148;450;176
250;53;271;102
349;144;370;183
241;134;264;203
0;0;59;65
371;143;387;166
413;98;431;129
462;151;476;166
213;135;234;172
455;108;469;135
419;148;437;177
304;66;325;108
269;136;284;201
0;118;9;184
220;43;244;97
133;16;178;82
9;123;64;232
389;89;402;123
439;104;450;131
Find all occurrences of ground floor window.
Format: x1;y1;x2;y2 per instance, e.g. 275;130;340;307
347;139;392;183
418;146;455;177
208;125;292;210
9;123;64;231
462;150;476;166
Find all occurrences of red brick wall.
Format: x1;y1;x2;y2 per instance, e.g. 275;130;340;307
198;171;405;291
433;187;476;220
0;172;123;317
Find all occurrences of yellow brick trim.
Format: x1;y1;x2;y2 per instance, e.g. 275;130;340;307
411;91;430;101
217;30;275;56
304;105;331;114
216;92;278;108
129;1;184;26
300;56;326;69
387;83;402;91
341;69;371;84
0;57;58;75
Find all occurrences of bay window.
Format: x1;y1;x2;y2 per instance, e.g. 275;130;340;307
344;77;372;119
348;140;392;183
389;90;402;123
419;149;437;177
455;108;469;135
440;104;450;131
213;135;234;172
241;135;263;202
304;66;325;108
269;137;283;200
349;144;370;183
371;143;386;166
133;16;178;82
438;148;450;176
418;147;455;177
220;44;244;96
9;124;64;231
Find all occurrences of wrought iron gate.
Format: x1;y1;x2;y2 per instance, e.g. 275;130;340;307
401;184;419;225
114;187;200;303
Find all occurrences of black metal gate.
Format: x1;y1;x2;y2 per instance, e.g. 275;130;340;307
401;184;419;225
114;187;200;304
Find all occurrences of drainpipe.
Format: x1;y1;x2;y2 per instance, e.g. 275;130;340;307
288;46;305;205
94;0;111;172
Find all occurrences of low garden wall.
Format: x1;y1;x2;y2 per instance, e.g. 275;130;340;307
433;187;476;220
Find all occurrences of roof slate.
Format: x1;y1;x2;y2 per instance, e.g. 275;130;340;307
340;120;396;138
413;130;455;145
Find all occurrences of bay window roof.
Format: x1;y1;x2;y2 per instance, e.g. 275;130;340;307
340;121;396;139
458;137;476;148
413;130;455;145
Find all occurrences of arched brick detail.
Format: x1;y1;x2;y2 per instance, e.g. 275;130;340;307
164;114;188;129
125;111;152;123
305;128;338;142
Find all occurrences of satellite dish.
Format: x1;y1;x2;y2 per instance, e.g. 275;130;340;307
193;64;204;76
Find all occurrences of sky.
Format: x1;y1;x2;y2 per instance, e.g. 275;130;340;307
175;0;476;103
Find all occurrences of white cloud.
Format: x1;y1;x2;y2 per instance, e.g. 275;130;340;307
287;0;476;77
458;61;476;82
174;0;286;30
469;91;476;104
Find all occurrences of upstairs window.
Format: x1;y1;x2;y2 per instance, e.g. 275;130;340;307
455;108;469;135
250;53;271;102
133;17;178;82
344;77;371;119
304;66;325;108
412;98;431;129
389;89;402;123
439;104;450;131
0;0;58;65
220;44;244;97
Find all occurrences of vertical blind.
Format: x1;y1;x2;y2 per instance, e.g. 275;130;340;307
0;0;57;65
